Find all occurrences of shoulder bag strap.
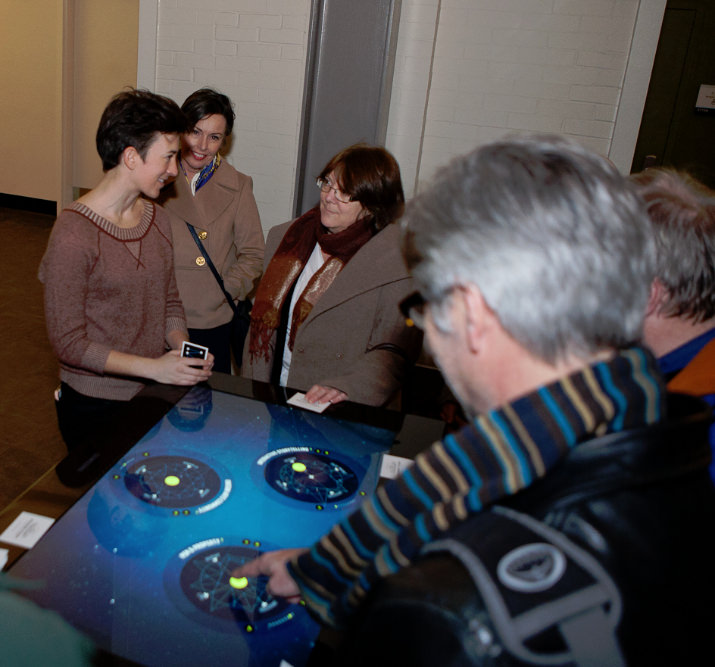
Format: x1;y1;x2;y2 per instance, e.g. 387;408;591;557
186;222;240;317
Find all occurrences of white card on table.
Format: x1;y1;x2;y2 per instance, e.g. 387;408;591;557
380;453;414;479
286;392;331;413
0;511;55;549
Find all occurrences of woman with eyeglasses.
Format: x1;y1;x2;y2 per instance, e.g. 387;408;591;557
242;144;422;407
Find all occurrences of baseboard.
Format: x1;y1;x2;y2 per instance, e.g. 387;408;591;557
0;193;57;216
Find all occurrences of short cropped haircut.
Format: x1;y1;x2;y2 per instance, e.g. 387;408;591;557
319;144;405;232
181;88;235;137
402;135;656;364
630;168;715;323
96;89;188;171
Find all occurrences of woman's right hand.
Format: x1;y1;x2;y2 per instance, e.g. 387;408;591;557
148;349;214;385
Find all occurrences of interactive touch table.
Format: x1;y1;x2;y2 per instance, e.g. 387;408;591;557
5;378;444;666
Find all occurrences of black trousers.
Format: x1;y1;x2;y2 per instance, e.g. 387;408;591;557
188;321;233;374
55;382;125;451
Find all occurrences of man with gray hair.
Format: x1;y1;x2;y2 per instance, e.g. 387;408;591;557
237;136;714;665
631;168;715;479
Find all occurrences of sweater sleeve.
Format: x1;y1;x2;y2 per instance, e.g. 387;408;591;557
38;215;112;373
158;209;189;340
287;407;570;628
287;348;664;628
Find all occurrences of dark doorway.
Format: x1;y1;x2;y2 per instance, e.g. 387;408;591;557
631;0;715;187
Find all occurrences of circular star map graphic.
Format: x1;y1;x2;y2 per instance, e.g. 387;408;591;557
165;539;296;633
121;454;223;509
264;451;359;507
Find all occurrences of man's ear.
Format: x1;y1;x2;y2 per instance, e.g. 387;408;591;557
646;278;668;317
461;285;493;354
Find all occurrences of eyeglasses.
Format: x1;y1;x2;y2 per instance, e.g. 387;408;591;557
399;287;458;329
316;178;353;204
399;291;428;329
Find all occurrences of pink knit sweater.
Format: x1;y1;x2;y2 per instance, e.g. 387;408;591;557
39;200;187;401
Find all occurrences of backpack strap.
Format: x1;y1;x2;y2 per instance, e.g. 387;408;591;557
422;505;625;667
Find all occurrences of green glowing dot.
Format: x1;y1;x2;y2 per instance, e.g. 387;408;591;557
164;475;180;487
300;600;306;606
183;510;190;515
113;475;120;480
292;462;307;473
287;612;294;619
254;541;261;547
359;491;366;496
230;576;249;590
142;452;150;457
246;625;254;633
316;505;324;511
243;539;250;545
172;510;179;516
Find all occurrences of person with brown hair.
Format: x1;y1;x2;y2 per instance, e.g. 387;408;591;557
242;144;421;407
39;89;213;451
158;88;265;373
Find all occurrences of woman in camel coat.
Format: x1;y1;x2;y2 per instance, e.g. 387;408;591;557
159;89;265;373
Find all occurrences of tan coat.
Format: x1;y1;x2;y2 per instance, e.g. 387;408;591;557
242;220;422;407
159;161;265;329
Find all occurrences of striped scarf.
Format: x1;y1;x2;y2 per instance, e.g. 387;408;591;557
289;346;666;627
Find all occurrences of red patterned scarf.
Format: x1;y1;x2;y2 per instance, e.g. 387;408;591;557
249;206;374;363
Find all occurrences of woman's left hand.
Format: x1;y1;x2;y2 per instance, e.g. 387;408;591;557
305;384;348;405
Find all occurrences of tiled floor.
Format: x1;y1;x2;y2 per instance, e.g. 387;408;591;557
0;207;66;509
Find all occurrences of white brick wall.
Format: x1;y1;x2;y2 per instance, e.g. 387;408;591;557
386;0;641;197
155;0;310;231
150;0;650;219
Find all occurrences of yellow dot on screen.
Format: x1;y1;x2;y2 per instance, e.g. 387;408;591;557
230;576;249;590
164;475;180;487
292;462;307;473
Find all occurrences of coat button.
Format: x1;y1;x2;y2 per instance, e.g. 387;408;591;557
196;256;206;266
198;230;208;240
297;347;304;353
336;352;344;359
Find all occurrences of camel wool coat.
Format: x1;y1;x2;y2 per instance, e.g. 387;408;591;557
158;160;265;330
242;219;422;407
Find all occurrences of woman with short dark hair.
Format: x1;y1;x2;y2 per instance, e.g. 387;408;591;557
242;144;421;407
40;89;214;451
